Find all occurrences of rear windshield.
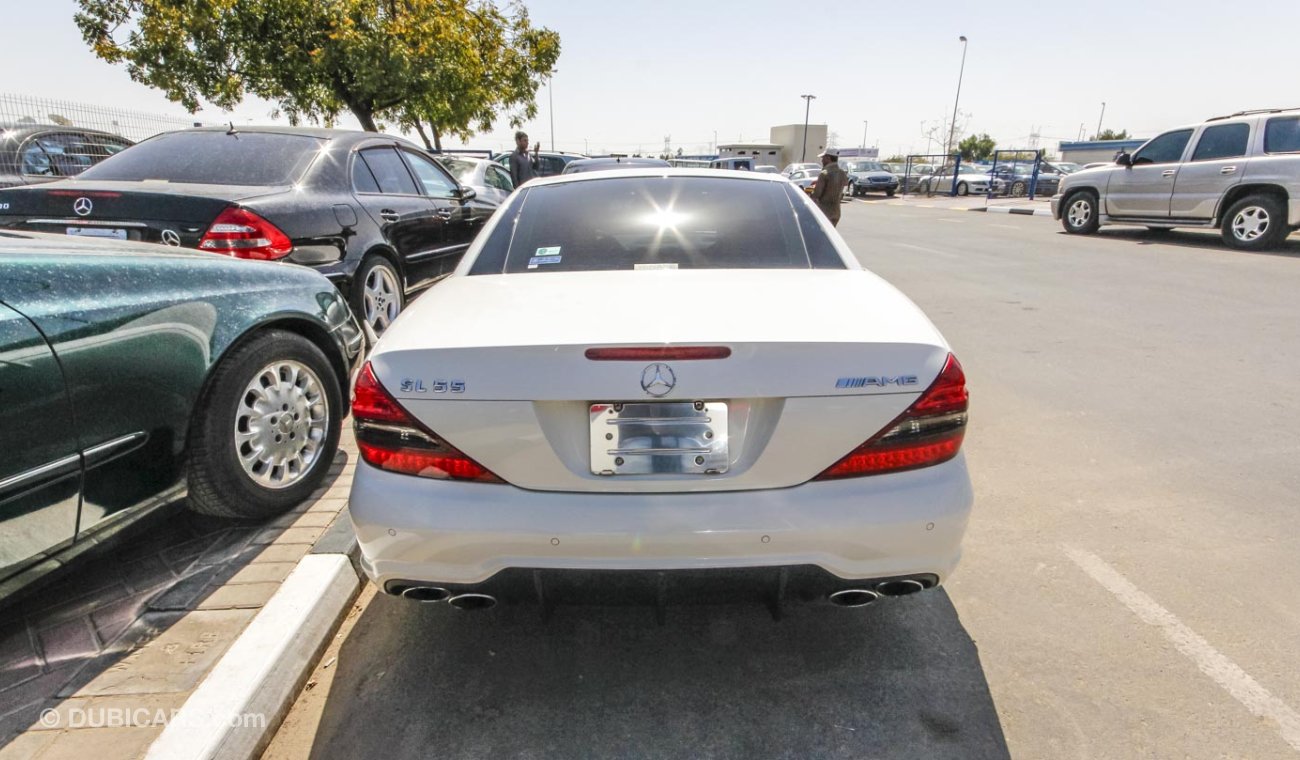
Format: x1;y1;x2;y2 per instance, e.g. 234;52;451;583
80;131;324;185
472;176;844;274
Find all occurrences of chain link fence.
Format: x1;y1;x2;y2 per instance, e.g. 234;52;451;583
0;93;201;142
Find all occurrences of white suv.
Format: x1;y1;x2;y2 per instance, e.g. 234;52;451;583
1052;108;1300;250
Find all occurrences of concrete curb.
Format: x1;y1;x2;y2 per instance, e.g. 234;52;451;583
143;522;361;760
969;205;1054;217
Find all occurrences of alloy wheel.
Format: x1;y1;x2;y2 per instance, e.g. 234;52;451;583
363;265;401;333
1232;206;1270;241
1068;198;1092;228
234;360;329;489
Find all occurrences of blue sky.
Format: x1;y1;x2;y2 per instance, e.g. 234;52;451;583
6;0;1299;157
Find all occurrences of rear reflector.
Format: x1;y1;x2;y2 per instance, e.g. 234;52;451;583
353;363;503;483
198;206;292;260
814;353;968;480
585;346;732;361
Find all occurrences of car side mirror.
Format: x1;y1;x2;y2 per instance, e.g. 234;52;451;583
1115;152;1132;167
456;185;477;201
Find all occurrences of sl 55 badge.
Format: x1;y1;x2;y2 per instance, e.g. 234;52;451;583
400;379;465;393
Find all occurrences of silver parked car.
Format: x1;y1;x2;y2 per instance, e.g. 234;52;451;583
1053;108;1300;250
437;155;515;205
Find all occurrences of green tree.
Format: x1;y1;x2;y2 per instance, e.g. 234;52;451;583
74;0;560;138
957;133;996;161
1094;129;1131;141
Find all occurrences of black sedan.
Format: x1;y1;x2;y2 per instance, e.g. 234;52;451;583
0;126;497;336
0;123;133;189
0;231;362;598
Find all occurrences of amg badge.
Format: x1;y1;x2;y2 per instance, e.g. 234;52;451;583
836;375;919;389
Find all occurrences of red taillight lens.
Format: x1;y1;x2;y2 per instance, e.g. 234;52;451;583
815;354;968;480
198;206;292;260
352;363;503;483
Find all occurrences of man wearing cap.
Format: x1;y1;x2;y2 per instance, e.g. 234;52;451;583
809;148;848;226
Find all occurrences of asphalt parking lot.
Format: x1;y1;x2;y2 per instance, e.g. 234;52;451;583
261;201;1300;759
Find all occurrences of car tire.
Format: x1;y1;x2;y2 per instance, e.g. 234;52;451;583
1061;191;1101;235
187;330;343;519
886;189;896;198
1011;181;1027;198
1221;194;1288;251
352;256;404;337
957;182;969;196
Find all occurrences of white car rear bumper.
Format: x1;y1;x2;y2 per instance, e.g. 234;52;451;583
349;455;973;589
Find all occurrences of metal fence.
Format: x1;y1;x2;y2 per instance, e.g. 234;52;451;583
0;93;201;143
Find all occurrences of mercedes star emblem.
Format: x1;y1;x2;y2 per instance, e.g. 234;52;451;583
640;363;676;397
73;197;93;216
160;229;181;246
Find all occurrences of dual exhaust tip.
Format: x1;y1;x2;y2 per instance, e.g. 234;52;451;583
399;586;497;611
396;577;928;611
828;579;927;608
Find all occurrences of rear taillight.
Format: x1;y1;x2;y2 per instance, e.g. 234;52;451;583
352;363;503;483
198;206;292;260
815;354;968;480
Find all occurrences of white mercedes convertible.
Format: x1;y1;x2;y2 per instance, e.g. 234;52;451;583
348;169;972;615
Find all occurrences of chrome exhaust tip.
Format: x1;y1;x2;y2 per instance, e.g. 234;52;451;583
828;588;881;608
875;579;927;597
447;593;497;611
401;586;451;603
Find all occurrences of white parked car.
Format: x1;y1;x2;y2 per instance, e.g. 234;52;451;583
781;162;820;178
348;169;973;613
918;164;997;196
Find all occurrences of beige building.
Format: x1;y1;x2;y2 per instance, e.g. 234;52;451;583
719;124;828;169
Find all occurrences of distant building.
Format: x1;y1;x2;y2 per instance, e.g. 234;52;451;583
1058;138;1146;164
719;124;829;169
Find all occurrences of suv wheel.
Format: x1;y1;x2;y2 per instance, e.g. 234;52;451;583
1062;191;1100;235
353;256;404;336
187;330;343;519
1222;194;1288;251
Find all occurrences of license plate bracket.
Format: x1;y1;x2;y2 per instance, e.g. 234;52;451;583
589;401;728;476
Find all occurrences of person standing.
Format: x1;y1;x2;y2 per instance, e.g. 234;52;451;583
809;148;848;227
509;130;540;188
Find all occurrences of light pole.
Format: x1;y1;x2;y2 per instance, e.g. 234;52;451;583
861;120;869;152
945;36;968;158
1095;101;1106;140
800;94;816;162
547;72;556;151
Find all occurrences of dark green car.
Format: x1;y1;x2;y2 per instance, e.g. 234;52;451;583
0;231;363;597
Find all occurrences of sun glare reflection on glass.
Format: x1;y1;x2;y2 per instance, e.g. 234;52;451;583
642;209;690;229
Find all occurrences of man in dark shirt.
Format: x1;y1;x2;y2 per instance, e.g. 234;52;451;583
509;130;540;187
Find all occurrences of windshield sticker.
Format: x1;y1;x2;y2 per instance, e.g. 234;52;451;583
528;246;563;269
634;263;678;270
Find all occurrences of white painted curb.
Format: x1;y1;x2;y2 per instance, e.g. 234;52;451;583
144;553;359;760
983;205;1054;217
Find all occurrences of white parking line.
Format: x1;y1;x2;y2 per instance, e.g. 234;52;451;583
893;242;948;256
1064;545;1300;753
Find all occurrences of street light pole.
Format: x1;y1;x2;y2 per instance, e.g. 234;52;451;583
1095;101;1106;140
861;120;868;152
800;94;816;162
945;36;968;158
548;72;556;151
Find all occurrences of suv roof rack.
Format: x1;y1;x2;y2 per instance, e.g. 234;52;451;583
1206;107;1300;121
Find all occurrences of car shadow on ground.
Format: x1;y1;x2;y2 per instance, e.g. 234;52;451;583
304;587;1010;760
1080;228;1300;257
0;450;350;746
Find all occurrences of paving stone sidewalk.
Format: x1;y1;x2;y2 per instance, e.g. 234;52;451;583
0;431;357;760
